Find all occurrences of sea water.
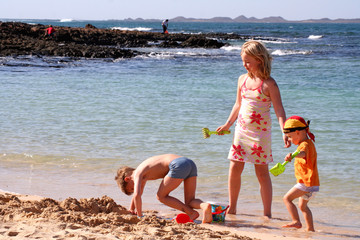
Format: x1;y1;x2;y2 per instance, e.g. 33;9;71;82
0;20;359;239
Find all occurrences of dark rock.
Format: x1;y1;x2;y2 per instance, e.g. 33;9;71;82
0;21;250;59
85;24;97;29
180;36;224;48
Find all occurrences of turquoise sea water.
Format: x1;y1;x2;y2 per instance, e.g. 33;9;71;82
1;20;360;239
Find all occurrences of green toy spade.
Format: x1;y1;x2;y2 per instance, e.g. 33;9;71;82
202;128;231;139
269;150;300;176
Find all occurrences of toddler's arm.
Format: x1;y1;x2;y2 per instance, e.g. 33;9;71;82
284;152;293;162
284;150;305;162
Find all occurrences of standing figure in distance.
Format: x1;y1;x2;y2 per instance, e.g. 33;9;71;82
162;19;169;34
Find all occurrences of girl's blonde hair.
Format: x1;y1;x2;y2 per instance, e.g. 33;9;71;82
241;41;272;80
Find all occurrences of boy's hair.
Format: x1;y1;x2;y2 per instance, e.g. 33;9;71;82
115;166;135;195
241;40;272;80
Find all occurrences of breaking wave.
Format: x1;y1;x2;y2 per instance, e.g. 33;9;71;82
271;49;313;56
111;27;152;32
308;35;323;39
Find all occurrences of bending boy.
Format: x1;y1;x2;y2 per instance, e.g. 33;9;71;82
115;154;212;223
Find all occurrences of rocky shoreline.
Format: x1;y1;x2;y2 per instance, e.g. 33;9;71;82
0;21;257;59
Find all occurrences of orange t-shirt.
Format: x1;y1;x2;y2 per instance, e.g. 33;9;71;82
294;139;319;187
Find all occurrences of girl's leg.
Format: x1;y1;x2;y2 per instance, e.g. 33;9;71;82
299;197;315;231
228;160;245;214
157;176;198;218
282;186;306;229
184;176;212;223
255;164;272;218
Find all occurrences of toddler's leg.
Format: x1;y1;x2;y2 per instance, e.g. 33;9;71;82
282;186;305;229
299;197;315;231
255;164;272;218
228;161;244;214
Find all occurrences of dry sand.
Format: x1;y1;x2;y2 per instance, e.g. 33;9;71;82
0;191;305;240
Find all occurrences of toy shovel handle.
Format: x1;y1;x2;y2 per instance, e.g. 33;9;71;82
217;130;231;135
291;149;301;159
283;150;301;166
209;130;231;135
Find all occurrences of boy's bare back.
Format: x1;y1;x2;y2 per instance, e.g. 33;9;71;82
134;154;181;181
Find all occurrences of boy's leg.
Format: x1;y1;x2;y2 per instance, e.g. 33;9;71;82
228;161;245;214
255;164;272;218
282;186;306;229
157;176;198;218
184;176;212;223
299;197;315;231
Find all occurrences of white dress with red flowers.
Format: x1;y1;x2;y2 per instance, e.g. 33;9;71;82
228;77;273;165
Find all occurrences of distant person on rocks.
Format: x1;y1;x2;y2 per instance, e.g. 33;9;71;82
45;25;56;37
162;19;169;34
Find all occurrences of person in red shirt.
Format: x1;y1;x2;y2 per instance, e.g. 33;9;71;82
45;25;56;37
282;116;319;232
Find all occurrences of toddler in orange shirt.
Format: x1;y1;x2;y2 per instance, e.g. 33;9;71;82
282;116;319;232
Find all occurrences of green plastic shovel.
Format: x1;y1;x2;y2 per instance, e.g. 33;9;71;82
202;128;231;139
269;150;300;176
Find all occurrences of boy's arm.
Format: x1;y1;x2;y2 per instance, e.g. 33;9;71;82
129;197;136;214
133;173;146;217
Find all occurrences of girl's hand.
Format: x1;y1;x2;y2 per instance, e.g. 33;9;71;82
216;124;230;135
283;134;291;148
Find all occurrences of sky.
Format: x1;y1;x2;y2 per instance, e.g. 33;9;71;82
0;0;359;21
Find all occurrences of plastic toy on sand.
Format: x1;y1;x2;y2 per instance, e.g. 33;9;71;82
210;203;229;223
173;213;193;224
269;150;301;176
202;128;231;139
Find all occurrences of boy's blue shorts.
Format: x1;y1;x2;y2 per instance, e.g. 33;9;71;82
167;157;197;179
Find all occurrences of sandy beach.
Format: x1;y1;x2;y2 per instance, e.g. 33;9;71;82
0;190;309;240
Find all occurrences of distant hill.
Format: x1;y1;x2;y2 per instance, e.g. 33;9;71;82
125;15;360;23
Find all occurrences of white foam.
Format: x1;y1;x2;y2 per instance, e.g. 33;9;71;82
272;49;312;56
308;35;323;39
135;52;174;60
60;19;73;22
262;39;296;44
221;45;242;51
137;49;214;59
246;38;295;44
111;27;152;32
